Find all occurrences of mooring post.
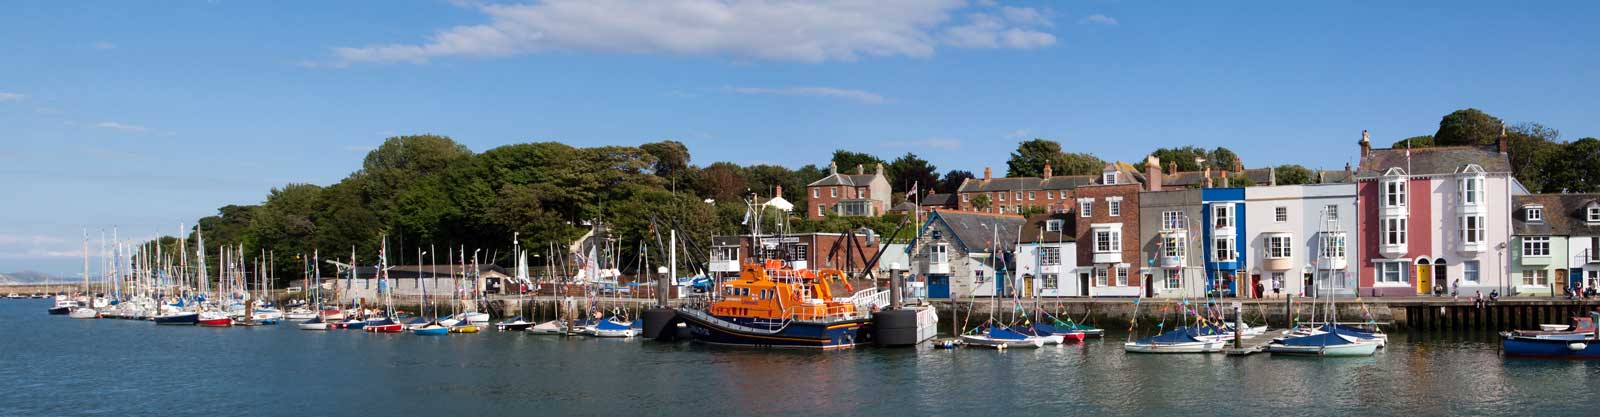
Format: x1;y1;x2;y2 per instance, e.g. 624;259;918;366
1233;301;1243;349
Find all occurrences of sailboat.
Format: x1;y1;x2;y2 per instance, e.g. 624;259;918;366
497;237;535;332
962;322;1046;349
68;232;99;319
364;239;405;333
1266;207;1378;357
299;252;330;330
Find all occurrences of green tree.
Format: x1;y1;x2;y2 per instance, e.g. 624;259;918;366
1391;135;1435;148
1546;138;1600;193
886;152;938;194
970;194;992;211
1434;108;1505;146
937;170;975;194
639;140;690;179
830;150;884;176
249;183;323;283
1507;123;1562;193
1006;139;1103;177
1018;205;1046;218
1274;164;1315;185
1134;146;1241;172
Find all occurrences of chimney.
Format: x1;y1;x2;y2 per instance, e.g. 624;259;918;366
775;185;783;197
856;164;865;175
983;167;992;181
1043;163;1053;178
1221;169;1231;188
1204;166;1213;188
1168;161;1177;175
1344;162;1352;177
1498;124;1509;154
1233;158;1244;173
1268;166;1277;186
1360;130;1372;158
875;162;884;176
1144;155;1163;191
829;161;838;175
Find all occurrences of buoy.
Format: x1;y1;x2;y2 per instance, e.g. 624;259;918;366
1568;343;1587;351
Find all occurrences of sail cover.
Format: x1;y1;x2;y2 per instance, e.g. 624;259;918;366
597;319;631;331
1278;328;1354;347
1135;328;1201;345
986;327;1030;340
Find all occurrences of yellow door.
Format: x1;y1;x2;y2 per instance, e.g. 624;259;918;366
1024;278;1034;298
1416;264;1432;295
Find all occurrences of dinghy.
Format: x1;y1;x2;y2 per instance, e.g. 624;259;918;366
1267;326;1379;357
298;316;329;330
961;326;1046;349
449;321;480;333
529;320;565;335
496;316;533;332
411;322;449;335
591;318;640;338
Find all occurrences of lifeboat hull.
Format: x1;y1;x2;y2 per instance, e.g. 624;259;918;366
678;309;868;349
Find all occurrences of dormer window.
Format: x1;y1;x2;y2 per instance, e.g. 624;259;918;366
1589;205;1600;224
1102;172;1118;185
1526;205;1544;222
1045;219;1064;232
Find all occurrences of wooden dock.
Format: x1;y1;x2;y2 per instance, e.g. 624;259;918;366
1221;329;1281;356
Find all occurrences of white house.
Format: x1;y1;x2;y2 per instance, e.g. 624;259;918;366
909;210;1026;298
1244;183;1359;298
1015;213;1081;297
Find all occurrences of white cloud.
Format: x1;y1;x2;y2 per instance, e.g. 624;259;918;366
326;0;1055;65
1080;14;1118;25
881;138;962;150
92;41;117;50
92;122;151;133
943;11;1056;49
0;92;25;102
728;86;886;104
0;235;80;260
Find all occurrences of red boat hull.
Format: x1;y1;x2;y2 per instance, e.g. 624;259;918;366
198;318;233;327
1062;332;1087;343
365;324;404;333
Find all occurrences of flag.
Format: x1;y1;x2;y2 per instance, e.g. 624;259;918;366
905;182;918;200
740;204;753;225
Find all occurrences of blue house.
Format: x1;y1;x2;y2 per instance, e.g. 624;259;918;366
1201;188;1247;297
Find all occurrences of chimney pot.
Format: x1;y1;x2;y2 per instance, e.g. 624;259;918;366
1360;130;1372;158
1204;166;1213;188
983;167;992;180
1498;125;1510;154
1043;163;1053;178
856;164;864;175
829;161;838;175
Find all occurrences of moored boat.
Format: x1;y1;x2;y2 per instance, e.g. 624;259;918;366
590;317;640;338
67;307;99;319
1125;328;1226;354
1267;326;1379;357
153;311;200;325
495;316;533;332
298;316;329;330
962;326;1046;349
198;311;233;327
529;320;565;335
364;317;404;333
676;260;871;349
412;322;449;335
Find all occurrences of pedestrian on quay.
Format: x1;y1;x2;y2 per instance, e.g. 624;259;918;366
1254;280;1264;299
1451;279;1460;300
1473;290;1485;309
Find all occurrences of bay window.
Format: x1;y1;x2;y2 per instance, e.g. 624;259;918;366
1319;232;1346;259
1462;215;1485;245
1039;247;1060;266
1382;217;1408;246
1095;229;1121;253
1162;235;1185;258
1266;235;1293;259
1461;176;1484;205
1213;236;1236;262
1384;179;1407;208
1213;204;1234;229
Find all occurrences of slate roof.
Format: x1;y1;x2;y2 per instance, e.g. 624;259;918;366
890;201;919;212
1355;145;1511;178
1019;213;1076;244
926;210;1026;253
919;193;956;207
957;175;1096;193
808;173;878;187
1513;194;1600;236
1316;170;1354;184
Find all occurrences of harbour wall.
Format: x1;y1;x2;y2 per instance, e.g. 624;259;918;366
928;298;1600;332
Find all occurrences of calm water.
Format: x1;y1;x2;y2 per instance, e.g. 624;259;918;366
3;300;1599;417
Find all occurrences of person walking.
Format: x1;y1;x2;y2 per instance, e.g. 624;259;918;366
1451;279;1460;300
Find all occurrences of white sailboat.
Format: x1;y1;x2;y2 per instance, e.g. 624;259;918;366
69;231;99;319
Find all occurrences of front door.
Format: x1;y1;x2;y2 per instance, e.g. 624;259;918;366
928;275;949;299
1079;273;1091;297
1023;275;1034;298
1416;262;1432;295
1556;269;1568;292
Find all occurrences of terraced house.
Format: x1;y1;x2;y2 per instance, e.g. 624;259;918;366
1511;194;1600;296
1355;130;1524;297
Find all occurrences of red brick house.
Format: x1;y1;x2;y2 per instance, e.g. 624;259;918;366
806;162;892;220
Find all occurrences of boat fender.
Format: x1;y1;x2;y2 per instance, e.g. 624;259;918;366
1569;343;1588;351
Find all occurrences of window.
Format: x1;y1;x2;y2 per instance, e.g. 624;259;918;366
830;187;838;198
998;206;1006;214
1162;235;1185;258
1266;235;1293;259
1382;217;1408;246
1527;206;1543;222
962;194;970;202
1103;172;1118;185
1275;206;1288;223
1115;266;1129;286
1015;192;1023;201
1162;211;1186;230
1042;274;1059;289
1045;219;1064;232
1028;192;1036;200
812;188;819;198
712;247;738;262
1522;269;1549;286
1523;236;1550;257
1326;205;1339;221
1046;191;1054;199
1376;261;1408;283
1384;180;1407;207
1589;206;1600;223
1095;229;1121;253
1320;233;1346;259
1213;204;1234;228
1463;261;1480;283
1109;200;1122;217
1079;199;1092;217
1164;269;1182;288
998;192;1006;202
1462;215;1485;244
1094;267;1108;286
1213;236;1236;262
1039;247;1061;266
818;205;826;217
930;244;949;265
1462;177;1484;205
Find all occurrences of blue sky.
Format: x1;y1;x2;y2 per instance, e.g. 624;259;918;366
3;0;1597;275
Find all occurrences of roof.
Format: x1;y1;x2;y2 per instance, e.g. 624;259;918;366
919;193;956;207
890;201;918;212
1163;168;1274;187
1513;194;1600;236
956;175;1095;193
1019;213;1076;244
1316;170;1354;184
1356;145;1511;178
925;210;1026;253
808;173;879;187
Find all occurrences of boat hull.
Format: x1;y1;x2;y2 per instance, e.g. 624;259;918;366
1124;340;1225;354
678;309;868;349
366;324;405;333
67;308;98;319
496;322;533;332
412;326;449;335
1267;342;1380;356
198;318;232;327
48;306;73;315
298;322;329;330
960;334;1045;349
153;313;200;325
1502;335;1600;359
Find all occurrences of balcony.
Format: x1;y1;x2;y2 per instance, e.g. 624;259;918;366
1093;251;1122;264
1577;250;1600;264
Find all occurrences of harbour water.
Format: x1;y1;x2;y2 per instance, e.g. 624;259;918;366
4;300;1599;417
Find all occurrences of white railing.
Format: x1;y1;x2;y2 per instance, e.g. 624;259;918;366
845;288;891;311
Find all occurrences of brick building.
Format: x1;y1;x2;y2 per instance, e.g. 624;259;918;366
806;162;892;220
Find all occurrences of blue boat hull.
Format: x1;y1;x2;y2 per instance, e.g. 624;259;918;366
412;327;449;336
1503;335;1600;359
153;313;200;325
678;310;868;349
